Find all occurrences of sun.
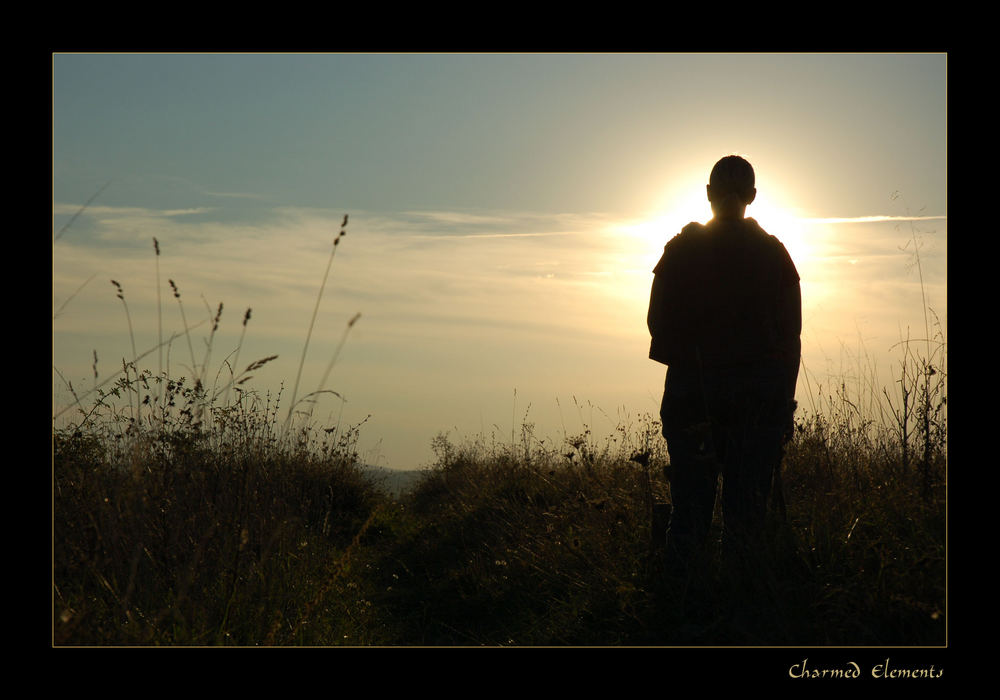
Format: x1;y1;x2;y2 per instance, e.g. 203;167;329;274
617;177;813;281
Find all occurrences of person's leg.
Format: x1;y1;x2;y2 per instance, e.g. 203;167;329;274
660;369;719;571
719;389;785;567
664;430;719;569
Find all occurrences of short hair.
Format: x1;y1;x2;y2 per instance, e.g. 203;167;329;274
709;155;755;196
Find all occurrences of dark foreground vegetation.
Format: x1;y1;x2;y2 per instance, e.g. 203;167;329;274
53;374;945;646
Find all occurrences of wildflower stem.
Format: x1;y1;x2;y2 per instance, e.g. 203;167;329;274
308;313;361;422
285;217;348;434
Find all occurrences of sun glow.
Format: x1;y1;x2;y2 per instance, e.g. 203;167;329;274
746;190;811;271
621;180;813;279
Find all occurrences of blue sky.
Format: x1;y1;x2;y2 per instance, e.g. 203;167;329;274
54;53;945;217
52;53;947;470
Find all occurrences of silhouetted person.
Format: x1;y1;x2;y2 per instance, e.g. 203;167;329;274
647;155;801;574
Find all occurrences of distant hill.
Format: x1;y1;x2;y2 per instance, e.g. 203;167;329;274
361;465;428;497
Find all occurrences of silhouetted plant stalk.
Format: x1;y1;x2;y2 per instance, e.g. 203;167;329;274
54;180;110;242
222;307;253;406
200;301;224;388
169;279;199;381
52;184;106;340
210;351;281;413
110;280;137;365
285;214;348;434
213;354;278;403
302;312;361;424
885;323;946;498
53;323;207;424
892;192;933;361
110;280;140;422
889;191;947;499
52;366;84;422
53;273;97;320
153;238;163;410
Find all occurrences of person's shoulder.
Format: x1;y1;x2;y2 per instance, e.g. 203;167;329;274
746;218;800;277
667;221;706;246
745;217;787;248
744;217;770;237
654;222;704;273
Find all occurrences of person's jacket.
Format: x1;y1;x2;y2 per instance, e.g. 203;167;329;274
647;216;801;398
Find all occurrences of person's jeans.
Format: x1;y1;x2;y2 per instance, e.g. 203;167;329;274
660;361;789;566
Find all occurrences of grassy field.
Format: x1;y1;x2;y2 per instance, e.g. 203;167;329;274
52;365;945;646
52;224;946;647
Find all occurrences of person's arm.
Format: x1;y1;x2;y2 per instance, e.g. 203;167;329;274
647;267;667;338
648;224;702;366
781;279;802;400
647;243;675;365
775;241;802;442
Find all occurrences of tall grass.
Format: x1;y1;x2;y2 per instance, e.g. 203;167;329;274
53;385;385;645
284;215;349;436
351;358;944;646
53;216;382;645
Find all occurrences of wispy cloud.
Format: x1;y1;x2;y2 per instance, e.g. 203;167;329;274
53;203;215;219
403;210;516;226
154;207;215;217
397;210;602;236
407;230;582;240
801;215;947;225
204;190;269;201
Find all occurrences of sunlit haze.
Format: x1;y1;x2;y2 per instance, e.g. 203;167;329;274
53;53;947;471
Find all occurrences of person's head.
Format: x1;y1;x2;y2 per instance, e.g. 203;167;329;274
707;155;757;219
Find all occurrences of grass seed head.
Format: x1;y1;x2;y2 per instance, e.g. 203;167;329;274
212;302;223;331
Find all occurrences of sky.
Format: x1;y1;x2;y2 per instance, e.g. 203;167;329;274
52;52;947;471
